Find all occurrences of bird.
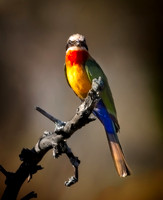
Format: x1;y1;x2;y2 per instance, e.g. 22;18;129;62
64;33;130;177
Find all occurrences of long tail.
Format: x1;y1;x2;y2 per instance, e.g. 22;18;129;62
106;132;131;177
93;100;131;177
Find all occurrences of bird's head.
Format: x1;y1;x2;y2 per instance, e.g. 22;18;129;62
66;34;88;51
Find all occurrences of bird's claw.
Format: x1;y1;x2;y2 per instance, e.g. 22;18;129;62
92;77;104;93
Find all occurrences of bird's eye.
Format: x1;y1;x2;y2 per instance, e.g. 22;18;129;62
66;40;74;50
68;40;72;45
69;40;75;46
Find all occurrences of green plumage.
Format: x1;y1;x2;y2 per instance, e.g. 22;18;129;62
85;57;119;130
65;33;130;177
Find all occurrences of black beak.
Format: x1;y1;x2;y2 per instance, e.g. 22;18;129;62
76;40;80;46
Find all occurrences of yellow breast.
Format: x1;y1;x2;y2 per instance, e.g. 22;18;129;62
66;64;91;99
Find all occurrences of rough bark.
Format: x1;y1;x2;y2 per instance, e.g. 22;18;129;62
0;77;103;200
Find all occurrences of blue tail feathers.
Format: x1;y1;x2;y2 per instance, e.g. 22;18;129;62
93;100;130;177
93;100;116;134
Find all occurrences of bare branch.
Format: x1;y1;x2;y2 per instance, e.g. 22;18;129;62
0;77;103;199
35;106;65;127
21;191;37;200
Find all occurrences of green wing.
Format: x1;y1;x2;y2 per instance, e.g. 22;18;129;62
85;57;117;119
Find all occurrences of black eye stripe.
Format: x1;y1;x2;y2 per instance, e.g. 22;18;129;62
66;40;88;51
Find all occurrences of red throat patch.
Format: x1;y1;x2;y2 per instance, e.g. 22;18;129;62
66;50;89;66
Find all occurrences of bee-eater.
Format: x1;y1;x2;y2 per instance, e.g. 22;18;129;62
64;34;130;177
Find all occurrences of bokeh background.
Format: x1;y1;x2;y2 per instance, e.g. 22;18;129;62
0;0;162;199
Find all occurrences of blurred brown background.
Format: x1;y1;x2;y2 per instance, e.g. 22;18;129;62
0;0;162;199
